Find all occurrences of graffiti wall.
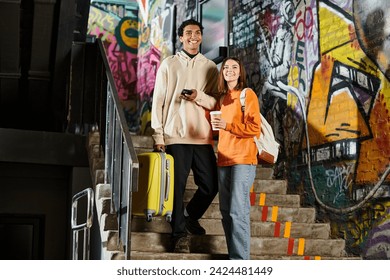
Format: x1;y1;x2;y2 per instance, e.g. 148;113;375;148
230;0;390;258
307;0;390;258
135;0;183;135
88;0;196;135
87;1;139;133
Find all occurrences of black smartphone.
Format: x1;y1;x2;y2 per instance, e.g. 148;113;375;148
181;89;192;95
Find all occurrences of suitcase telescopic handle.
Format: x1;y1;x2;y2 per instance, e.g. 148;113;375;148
165;159;170;201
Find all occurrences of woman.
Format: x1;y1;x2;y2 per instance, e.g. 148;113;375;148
211;57;261;260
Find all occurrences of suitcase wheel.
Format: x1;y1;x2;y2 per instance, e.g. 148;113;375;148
146;214;153;222
166;215;172;222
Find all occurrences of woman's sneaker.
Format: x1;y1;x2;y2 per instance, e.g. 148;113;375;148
185;217;206;235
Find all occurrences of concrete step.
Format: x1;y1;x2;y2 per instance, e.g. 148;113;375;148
250;192;301;207
249;237;346;257
250;220;331;239
94;184;112;220
192;235;346;257
254;166;275;180
249;205;316;223
200;203;316;223
186;176;286;193
126;250;359;260
250;255;361;260
183;189;301;207
130;232;346;258
101;213;118;231
252;179;287;194
131;216;331;239
131;135;154;149
94;183;124;256
130;251;228;260
95;183;111;201
129;252;359;260
104;230;123;251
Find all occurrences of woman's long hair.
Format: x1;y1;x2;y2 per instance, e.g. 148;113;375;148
217;57;247;96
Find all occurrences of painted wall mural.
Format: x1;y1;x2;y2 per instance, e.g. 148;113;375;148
88;1;139;133
135;0;181;135
306;1;390;257
230;0;319;178
230;0;390;257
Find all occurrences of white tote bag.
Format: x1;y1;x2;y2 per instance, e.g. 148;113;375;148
240;89;280;164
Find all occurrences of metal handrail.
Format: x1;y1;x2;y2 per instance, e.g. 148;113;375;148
97;39;139;260
71;188;94;260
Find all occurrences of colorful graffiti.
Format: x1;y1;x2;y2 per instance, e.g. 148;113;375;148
137;2;176;100
362;203;390;259
88;3;139;132
136;0;183;134
299;0;390;257
229;0;390;257
136;44;160;101
306;1;389;201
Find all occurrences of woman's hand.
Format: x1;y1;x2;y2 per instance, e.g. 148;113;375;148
211;116;227;130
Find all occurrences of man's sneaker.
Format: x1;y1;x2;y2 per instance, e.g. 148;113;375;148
172;236;190;253
185;216;206;235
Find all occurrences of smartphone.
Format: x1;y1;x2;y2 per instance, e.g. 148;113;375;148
181;89;192;95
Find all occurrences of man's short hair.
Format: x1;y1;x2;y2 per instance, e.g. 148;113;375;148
178;19;204;37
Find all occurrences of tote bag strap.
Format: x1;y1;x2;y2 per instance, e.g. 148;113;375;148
240;88;248;112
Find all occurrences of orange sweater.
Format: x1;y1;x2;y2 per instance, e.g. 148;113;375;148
217;88;261;166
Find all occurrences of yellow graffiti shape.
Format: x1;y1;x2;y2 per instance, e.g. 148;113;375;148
120;19;138;50
319;4;352;54
325;87;370;141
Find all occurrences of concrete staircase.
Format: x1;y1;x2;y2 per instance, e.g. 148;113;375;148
88;132;353;260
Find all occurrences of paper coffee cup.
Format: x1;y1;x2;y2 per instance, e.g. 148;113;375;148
210;111;221;131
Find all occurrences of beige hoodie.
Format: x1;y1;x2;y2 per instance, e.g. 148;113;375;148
151;51;218;146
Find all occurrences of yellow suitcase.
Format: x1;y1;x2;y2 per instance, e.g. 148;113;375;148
132;152;174;222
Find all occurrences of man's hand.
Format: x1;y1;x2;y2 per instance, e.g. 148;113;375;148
153;144;166;152
180;89;197;101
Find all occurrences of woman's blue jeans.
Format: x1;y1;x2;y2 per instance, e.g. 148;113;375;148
218;164;256;260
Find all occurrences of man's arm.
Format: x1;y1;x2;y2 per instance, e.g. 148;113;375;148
193;64;219;109
151;62;167;146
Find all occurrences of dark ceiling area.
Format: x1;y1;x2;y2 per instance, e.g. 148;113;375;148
0;0;91;132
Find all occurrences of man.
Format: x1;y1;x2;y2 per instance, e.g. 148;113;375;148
151;19;219;253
